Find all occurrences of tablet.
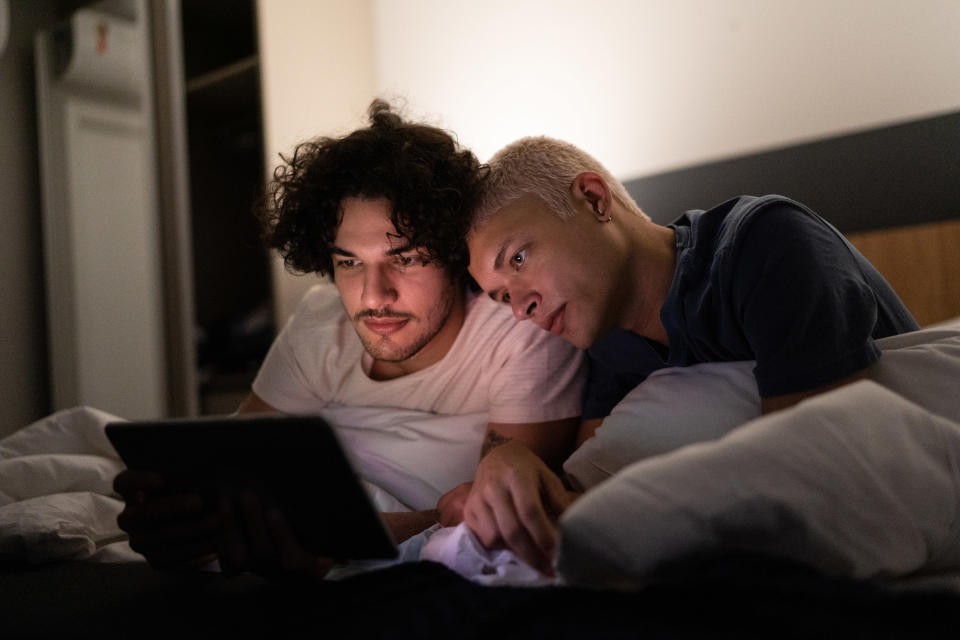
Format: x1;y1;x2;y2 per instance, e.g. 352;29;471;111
105;414;398;560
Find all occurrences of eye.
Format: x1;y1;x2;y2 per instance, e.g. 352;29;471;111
335;258;358;269
510;249;527;269
395;254;415;267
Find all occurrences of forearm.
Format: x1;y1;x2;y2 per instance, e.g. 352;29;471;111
482;418;580;473
381;510;439;543
575;417;603;448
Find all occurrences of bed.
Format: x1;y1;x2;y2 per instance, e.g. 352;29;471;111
3;110;960;638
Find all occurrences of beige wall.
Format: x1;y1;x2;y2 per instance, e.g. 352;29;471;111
257;0;376;328
258;0;960;328
371;0;960;179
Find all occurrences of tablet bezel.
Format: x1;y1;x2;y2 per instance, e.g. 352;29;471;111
105;413;398;560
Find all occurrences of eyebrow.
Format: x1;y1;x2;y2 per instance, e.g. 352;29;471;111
492;235;517;272
330;243;416;257
386;242;416;256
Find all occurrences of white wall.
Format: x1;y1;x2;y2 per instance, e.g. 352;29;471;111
258;0;960;325
257;0;377;327
372;0;960;179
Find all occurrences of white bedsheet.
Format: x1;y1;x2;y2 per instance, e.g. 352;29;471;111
0;406;137;562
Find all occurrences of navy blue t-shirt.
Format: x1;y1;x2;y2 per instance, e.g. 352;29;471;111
582;195;918;419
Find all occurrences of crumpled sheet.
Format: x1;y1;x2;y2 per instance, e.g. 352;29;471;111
420;523;555;586
0;406;138;563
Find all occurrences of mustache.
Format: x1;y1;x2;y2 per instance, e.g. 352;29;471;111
355;308;416;321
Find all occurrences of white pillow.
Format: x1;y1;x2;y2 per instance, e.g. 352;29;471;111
563;318;960;491
557;380;960;588
563;361;758;491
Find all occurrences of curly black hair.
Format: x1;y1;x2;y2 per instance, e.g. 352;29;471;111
257;100;485;283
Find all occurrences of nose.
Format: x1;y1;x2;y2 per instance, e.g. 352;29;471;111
510;289;540;321
360;265;398;309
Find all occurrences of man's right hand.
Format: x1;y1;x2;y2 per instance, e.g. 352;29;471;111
114;469;220;569
461;441;580;576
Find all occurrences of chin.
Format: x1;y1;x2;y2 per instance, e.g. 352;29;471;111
570;336;593;350
360;335;407;361
569;322;606;350
559;327;589;350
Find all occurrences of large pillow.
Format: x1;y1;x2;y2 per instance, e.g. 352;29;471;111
557;380;960;588
563;318;960;491
563;361;758;491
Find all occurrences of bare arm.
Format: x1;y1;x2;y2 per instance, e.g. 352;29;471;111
381;510;440;543
482;417;579;472
575;417;603;447
235;391;282;415
437;416;578;523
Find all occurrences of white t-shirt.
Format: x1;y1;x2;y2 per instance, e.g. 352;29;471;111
252;283;586;424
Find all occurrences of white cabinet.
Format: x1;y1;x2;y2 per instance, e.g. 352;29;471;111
36;0;272;419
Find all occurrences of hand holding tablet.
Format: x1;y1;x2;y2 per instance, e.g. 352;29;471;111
107;414;398;574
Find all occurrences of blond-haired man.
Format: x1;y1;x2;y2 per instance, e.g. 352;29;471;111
455;136;917;574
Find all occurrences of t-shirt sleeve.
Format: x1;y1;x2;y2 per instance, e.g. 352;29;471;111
582;354;630;420
728;203;881;397
581;331;667;420
486;326;587;424
251;285;338;412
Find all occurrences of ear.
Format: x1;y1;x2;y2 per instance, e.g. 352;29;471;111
571;172;612;221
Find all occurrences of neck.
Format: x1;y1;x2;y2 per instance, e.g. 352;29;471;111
619;214;676;345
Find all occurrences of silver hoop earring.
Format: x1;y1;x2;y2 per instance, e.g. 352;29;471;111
593;201;612;223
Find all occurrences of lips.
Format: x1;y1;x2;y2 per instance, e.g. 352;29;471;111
363;318;409;335
541;304;566;336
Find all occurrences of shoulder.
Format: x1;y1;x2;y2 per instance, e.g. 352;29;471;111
462;291;582;362
675;195;818;255
693;195;846;272
279;282;353;344
463;291;516;332
465;291;551;344
720;195;835;243
295;282;346;316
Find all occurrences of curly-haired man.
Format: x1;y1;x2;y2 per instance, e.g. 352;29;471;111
114;102;585;577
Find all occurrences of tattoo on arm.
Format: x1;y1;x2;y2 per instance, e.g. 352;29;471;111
481;429;513;458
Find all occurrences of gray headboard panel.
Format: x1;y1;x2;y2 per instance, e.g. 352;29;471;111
623;110;960;233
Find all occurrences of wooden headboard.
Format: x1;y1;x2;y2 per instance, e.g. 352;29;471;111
623;110;960;326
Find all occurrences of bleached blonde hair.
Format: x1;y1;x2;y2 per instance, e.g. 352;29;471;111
474;136;649;227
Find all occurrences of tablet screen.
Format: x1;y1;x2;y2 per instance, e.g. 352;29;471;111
106;414;398;560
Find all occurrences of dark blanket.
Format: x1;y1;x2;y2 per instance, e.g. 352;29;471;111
3;556;957;639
